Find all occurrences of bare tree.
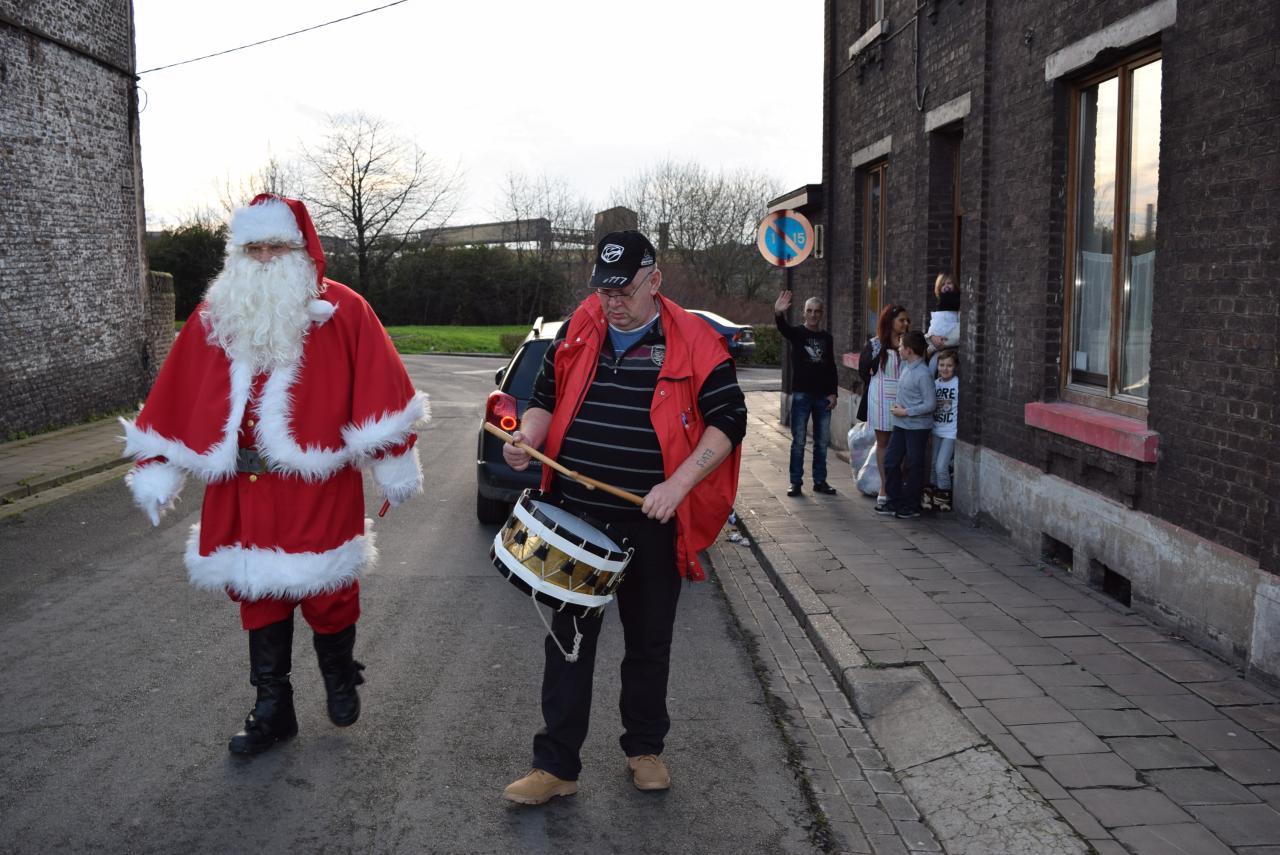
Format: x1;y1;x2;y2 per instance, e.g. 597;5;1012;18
301;112;461;291
496;172;594;256
495;172;596;319
612;159;782;298
216;155;304;216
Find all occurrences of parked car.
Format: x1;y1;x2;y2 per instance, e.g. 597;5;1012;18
475;317;562;524
688;309;756;360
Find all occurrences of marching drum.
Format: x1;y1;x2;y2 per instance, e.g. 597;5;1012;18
490;489;634;618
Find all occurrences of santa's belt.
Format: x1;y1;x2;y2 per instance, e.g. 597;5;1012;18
235;448;269;474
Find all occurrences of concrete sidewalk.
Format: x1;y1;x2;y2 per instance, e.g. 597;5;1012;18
0;417;130;519
729;390;1280;854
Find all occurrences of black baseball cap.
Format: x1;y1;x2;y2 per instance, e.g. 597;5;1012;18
589;230;657;289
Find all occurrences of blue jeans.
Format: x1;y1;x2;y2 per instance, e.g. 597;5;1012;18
932;436;955;490
789;392;831;486
884;427;931;512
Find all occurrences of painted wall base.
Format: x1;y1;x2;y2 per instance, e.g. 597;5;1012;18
954;441;1277;683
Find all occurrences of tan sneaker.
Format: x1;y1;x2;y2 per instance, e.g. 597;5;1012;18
627;754;671;791
502;769;577;805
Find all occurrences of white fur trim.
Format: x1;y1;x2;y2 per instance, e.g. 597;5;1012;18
124;353;426;485
184;519;377;600
343;391;431;459
120;360;253;482
307;299;336;325
252;360;350;481
124;461;187;524
125;460;186;506
372;446;424;505
228;199;304;247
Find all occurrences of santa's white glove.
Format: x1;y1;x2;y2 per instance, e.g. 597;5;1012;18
125;463;185;527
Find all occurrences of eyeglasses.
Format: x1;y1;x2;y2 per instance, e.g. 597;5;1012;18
243;242;300;259
595;271;652;302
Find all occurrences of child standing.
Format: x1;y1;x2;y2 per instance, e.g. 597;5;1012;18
879;330;935;519
926;273;960;376
930;351;959;511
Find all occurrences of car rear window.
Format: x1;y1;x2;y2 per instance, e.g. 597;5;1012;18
502;339;551;401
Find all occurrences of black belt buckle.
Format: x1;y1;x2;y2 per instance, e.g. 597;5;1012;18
236;448;269;475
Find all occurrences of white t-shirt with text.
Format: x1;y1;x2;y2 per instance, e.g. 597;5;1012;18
933;377;958;439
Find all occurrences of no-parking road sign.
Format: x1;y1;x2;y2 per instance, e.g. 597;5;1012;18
756;210;814;268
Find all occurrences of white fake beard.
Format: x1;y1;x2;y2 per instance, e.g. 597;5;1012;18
202;249;318;373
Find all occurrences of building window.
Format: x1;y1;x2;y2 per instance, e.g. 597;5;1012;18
1064;51;1161;407
863;161;887;339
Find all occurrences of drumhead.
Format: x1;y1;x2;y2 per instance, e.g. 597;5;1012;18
530;501;622;553
517;490;630;562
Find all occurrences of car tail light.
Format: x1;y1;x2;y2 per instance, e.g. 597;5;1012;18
732;331;743;343
485;390;519;432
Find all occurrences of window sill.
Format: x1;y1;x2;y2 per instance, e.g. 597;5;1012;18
847;19;887;62
1025;401;1159;463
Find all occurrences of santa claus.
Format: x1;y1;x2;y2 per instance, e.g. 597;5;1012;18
121;194;427;755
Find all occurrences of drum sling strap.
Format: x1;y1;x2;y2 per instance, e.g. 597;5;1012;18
530;589;583;663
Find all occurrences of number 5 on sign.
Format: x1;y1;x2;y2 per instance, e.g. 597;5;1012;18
757;210;815;268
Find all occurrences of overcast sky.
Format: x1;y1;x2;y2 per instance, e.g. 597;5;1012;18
133;0;823;230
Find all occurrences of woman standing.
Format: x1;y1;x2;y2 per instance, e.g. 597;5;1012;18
859;304;911;511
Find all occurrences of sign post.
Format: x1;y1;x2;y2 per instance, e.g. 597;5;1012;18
756;210;814;268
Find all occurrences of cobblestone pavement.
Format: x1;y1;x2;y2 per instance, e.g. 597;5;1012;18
716;391;1280;855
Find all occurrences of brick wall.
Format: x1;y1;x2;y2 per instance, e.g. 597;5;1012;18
1142;1;1279;565
0;1;151;435
823;0;1279;566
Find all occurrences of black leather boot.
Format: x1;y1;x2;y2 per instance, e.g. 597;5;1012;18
313;624;365;727
228;616;299;755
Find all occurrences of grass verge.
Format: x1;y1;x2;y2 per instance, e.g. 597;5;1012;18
385;325;528;355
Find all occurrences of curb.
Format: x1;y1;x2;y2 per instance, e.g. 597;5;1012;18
0;461;132;521
1;456;130;504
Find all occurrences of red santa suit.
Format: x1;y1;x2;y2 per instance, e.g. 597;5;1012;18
122;195;425;631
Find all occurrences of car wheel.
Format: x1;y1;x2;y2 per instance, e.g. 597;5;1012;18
476;492;510;525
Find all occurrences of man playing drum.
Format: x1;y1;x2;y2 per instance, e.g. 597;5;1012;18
501;230;747;804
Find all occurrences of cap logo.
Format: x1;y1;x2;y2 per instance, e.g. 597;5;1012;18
601;244;625;263
640;251;654;266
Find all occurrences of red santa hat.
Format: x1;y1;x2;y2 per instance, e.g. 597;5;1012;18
228;193;327;283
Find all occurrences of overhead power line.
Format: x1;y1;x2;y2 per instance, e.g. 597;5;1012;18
137;0;410;75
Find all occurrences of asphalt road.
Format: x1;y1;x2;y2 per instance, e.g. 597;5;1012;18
0;356;812;855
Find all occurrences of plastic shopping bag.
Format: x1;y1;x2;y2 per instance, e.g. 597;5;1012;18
855;445;881;497
847;422;876;465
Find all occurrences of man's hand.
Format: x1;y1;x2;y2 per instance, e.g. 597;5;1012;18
890;403;907;417
501;407;551;472
502;431;533;471
826;393;838;411
642;426;733;524
642;479;688;524
774;290;792;314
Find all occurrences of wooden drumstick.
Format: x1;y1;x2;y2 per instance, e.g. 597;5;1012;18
483;421;646;507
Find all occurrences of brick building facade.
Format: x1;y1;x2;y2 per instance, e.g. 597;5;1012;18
793;0;1280;678
0;1;167;436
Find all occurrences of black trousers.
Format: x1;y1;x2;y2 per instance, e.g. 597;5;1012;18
884;426;931;512
532;514;680;781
